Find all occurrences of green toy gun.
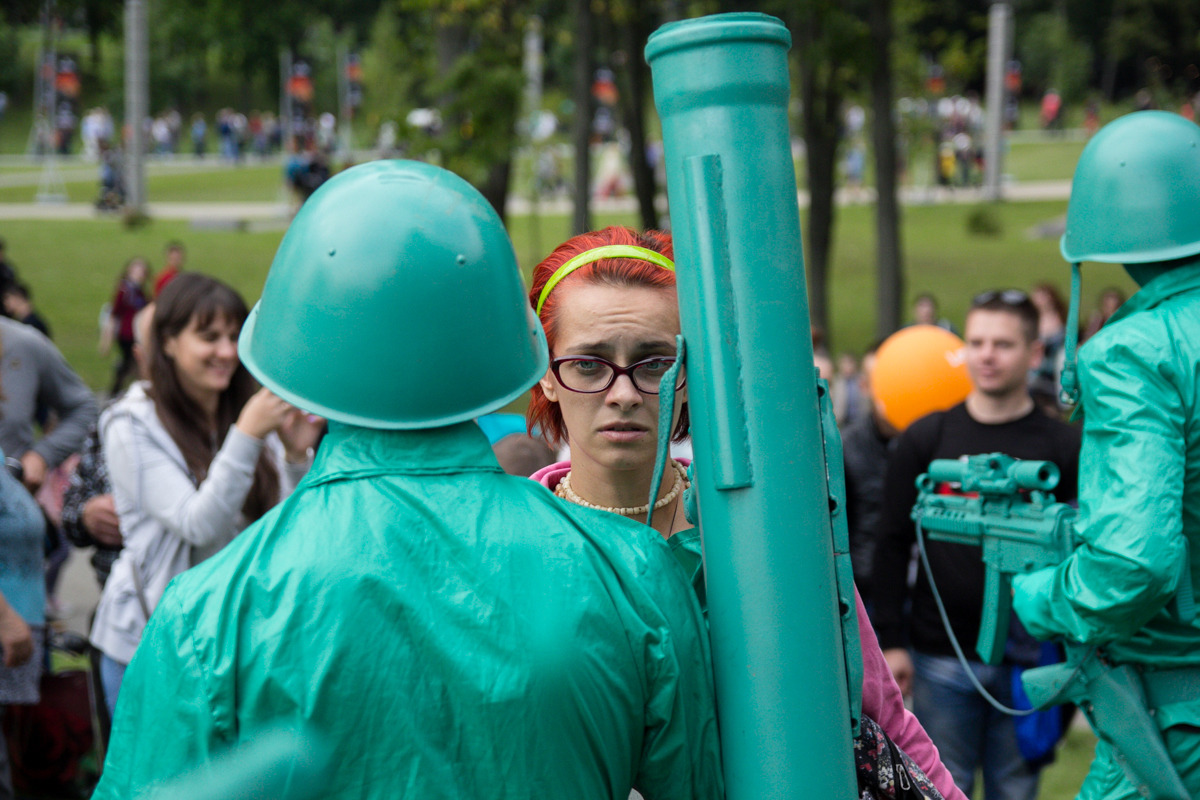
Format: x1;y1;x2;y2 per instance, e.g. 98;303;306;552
912;453;1193;800
911;453;1073;666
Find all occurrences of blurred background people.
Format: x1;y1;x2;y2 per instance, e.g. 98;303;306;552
1028;282;1069;415
154;241;185;299
1081;286;1125;342
3;284;49;338
108;258;150;397
0;450;51;800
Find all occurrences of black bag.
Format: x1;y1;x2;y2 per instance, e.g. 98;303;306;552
854;714;946;800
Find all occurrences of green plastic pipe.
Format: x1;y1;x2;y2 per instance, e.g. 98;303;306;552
646;13;857;799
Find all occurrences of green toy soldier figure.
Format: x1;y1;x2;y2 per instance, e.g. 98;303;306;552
91;161;723;800
1012;111;1200;799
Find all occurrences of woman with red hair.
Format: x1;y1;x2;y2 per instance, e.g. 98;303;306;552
529;226;691;537
529;225;967;800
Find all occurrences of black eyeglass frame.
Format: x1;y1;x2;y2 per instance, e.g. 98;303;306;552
549;355;686;395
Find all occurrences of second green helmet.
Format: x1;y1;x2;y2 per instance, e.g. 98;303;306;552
1062;110;1200;265
240;160;548;429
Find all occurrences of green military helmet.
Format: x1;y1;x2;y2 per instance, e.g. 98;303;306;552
1062;110;1200;265
239;160;548;429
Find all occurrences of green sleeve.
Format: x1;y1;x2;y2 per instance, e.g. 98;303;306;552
634;543;725;800
1013;327;1188;643
92;585;229;798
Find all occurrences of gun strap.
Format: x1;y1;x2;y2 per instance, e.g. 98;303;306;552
1059;262;1082;408
646;335;686;530
914;513;1036;717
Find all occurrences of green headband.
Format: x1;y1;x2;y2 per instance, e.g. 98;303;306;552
535;244;675;316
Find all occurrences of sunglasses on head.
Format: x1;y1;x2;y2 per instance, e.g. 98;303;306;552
972;289;1029;307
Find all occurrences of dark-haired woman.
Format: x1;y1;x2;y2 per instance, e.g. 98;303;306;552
529;226;967;800
90;274;321;716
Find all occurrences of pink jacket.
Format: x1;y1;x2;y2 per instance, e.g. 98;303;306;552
531;460;967;800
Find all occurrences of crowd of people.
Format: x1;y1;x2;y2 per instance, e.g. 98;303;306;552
0;110;1198;800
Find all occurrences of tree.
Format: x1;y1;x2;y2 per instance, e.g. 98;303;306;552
869;0;903;338
570;0;594;234
790;1;868;338
611;0;660;230
390;0;526;221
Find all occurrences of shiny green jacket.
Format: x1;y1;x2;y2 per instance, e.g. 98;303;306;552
1014;264;1200;668
93;422;723;799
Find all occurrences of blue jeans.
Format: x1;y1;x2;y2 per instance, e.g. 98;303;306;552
98;653;127;721
911;651;1040;800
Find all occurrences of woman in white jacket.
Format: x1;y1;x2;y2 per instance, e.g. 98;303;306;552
91;273;321;716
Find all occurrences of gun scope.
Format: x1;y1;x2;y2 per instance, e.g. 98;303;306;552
925;455;1059;493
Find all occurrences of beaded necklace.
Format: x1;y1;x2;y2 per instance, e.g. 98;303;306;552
555;459;689;517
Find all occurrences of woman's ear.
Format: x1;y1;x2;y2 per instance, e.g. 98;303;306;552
539;370;559;403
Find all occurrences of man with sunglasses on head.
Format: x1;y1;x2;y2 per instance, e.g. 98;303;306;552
872;289;1081;800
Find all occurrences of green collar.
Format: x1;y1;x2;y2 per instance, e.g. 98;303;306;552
1108;262;1200;327
304;421;503;486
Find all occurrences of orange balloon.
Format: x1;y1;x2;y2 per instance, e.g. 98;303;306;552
872;325;973;432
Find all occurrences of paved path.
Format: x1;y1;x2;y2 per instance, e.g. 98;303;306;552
0;180;1073;224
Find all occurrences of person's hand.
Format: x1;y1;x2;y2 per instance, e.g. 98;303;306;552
235;388;295;441
0;604;33;668
883;648;914;697
82;494;123;547
278;409;325;463
19;450;47;493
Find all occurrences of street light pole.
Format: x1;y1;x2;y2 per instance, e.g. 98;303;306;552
124;0;148;214
983;2;1012;201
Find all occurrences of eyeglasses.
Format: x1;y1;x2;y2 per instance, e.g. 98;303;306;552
550;355;685;395
972;289;1030;308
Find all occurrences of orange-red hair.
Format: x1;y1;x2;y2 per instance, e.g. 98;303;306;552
527;226;689;447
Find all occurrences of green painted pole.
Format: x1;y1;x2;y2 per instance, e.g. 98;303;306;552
646;14;857;800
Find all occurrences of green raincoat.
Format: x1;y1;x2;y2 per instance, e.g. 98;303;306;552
1013;263;1200;799
93;422;724;800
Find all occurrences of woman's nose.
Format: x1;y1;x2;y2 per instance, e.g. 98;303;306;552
605;372;643;406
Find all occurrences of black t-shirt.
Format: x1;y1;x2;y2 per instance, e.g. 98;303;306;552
872;402;1081;661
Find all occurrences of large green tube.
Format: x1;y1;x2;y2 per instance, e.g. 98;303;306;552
646;13;856;800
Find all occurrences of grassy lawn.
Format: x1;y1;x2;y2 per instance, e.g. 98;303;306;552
825;199;1132;357
1;197;1135;410
0;208;647;394
1033;725;1096;800
0;162;285;203
1004;138;1086;182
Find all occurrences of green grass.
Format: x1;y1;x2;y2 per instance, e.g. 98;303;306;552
0;208;643;395
1004;139;1086;182
4;218;286;389
969;724;1097;799
823;199;1133;356
0;162;285;203
1035;725;1096;800
2;196;1138;417
3;199;1138;391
